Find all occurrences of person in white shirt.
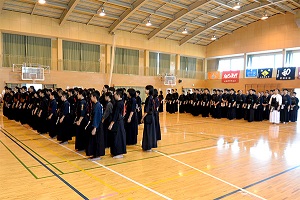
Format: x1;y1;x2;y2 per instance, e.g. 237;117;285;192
269;89;282;124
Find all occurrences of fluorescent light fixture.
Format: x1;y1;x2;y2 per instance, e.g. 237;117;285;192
38;0;46;4
146;19;152;26
99;7;106;16
233;2;241;10
182;28;188;34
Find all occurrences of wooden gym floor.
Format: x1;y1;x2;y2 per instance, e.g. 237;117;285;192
1;108;300;200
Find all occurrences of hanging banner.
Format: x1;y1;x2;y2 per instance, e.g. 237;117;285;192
207;71;221;79
257;68;273;78
222;71;240;83
245;69;258;78
276;67;296;80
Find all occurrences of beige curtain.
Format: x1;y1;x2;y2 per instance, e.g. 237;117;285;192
113;47;139;75
180;56;196;79
149;52;158;76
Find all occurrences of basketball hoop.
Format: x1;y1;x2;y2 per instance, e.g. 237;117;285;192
30;73;37;84
164;75;176;86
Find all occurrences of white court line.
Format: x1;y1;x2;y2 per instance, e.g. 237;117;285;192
170;139;255;157
38;134;172;200
155;151;266;200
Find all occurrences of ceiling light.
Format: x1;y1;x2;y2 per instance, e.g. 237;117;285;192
182;28;188;34
38;0;46;4
233;2;241;10
261;12;268;20
99;7;106;16
211;35;217;41
146;19;152;26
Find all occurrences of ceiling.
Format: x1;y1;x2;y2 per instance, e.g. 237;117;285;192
1;0;300;46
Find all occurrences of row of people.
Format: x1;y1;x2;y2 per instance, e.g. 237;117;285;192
163;88;299;124
2;85;161;160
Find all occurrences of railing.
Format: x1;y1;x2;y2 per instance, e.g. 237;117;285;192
176;70;205;80
63;60;101;73
3;54;51;68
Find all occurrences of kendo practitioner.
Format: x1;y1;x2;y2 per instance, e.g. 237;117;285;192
227;89;236;120
178;91;186;113
68;89;77;137
26;86;36;127
12;87;21;122
213;89;222;119
85;91;105;161
191;89;199;116
246;89;257;122
165;90;173;113
262;92;270;120
221;89;228;118
19;86;28;124
57;92;72;144
158;91;164;113
102;92;114;148
47;91;58;139
136;90;142;124
254;92;263;121
100;85;109;109
243;90;249;120
153;89;161;141
236;90;245;119
173;89;179;113
280;89;291;124
210;89;217;116
197;89;203;116
37;89;49;134
108;88;127;159
124;88;138;145
31;91;40;130
269;89;282;124
202;88;211;117
141;85;157;152
75;89;88;151
290;92;299;122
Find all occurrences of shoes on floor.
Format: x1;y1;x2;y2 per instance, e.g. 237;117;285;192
113;155;124;159
88;157;101;161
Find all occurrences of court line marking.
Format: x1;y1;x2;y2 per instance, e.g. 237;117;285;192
39;134;172;200
214;163;300;199
169;139;255;157
155;151;266;200
0;140;38;179
0;129;89;200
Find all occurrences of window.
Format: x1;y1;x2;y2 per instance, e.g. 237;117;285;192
286;50;300;67
247;52;283;69
180;56;197;78
149;52;171;76
63;41;100;72
218;57;244;71
114;47;139;75
3;33;51;67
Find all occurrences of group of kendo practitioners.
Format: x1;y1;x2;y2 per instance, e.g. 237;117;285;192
163;88;299;124
2;84;161;160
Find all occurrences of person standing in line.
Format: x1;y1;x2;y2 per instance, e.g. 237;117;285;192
86;91;105;161
48;91;58;139
280;89;291;124
75;89;88;151
102;92;114;148
158;91;164;113
269;89;282;124
262;91;270;120
108;89;127;159
124;88;138;145
141;85;157;152
246;89;257;122
254;92;263;121
136;90;143;124
153;89;161;141
290;92;299;122
57;92;72;144
227;89;236;120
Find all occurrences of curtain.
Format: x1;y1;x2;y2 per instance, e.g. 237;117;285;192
180;56;196;78
113;47;139;75
159;53;170;75
2;33;51;67
81;43;100;72
285;51;293;66
149;52;158;76
247;55;253;68
63;41;100;72
63;41;81;71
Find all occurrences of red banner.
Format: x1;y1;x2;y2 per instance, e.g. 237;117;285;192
222;71;240;83
298;67;300;79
